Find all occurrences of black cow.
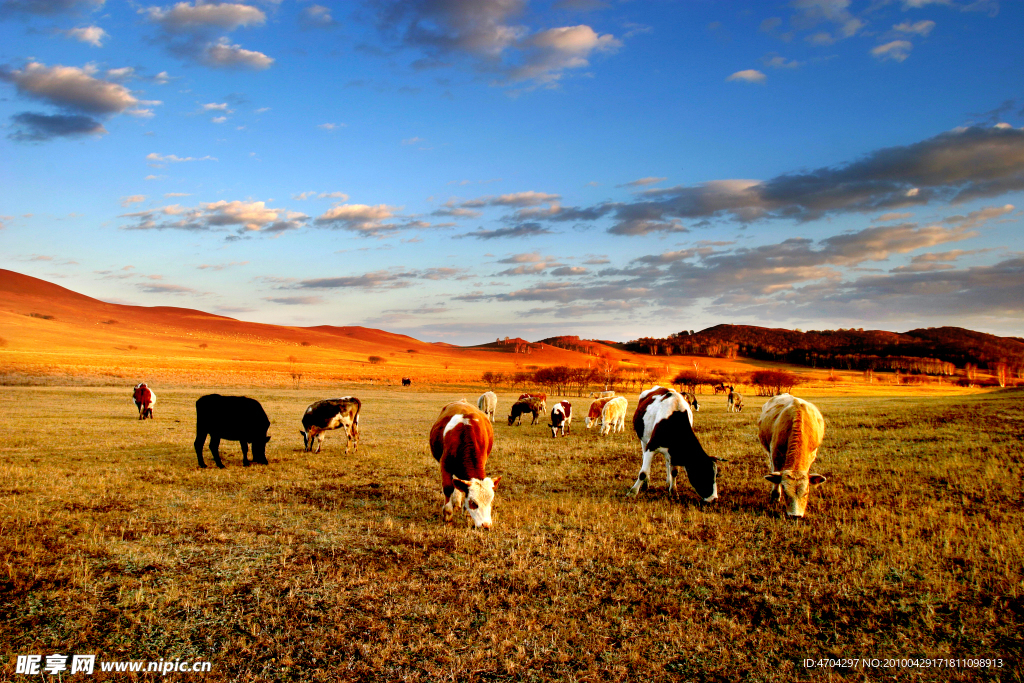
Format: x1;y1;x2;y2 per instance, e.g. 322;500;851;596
194;394;271;468
508;398;542;426
402;377;412;386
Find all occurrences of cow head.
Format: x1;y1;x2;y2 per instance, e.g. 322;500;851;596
764;471;827;518
252;434;272;464
453;475;501;529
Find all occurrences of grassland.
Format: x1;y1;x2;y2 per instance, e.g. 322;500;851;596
1;385;1022;682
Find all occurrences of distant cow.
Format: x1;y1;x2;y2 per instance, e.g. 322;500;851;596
300;397;361;454
683;392;700;412
518;392;547;412
727;387;743;412
549;400;572;437
713;383;727;395
758;394;826;518
598;396;628;436
429;400;500;529
590;390;616;399
627;386;721;502
584;397;612;429
477;391;498;422
402;377;412;387
132;382;156;420
194;394;271;468
508;398;543;426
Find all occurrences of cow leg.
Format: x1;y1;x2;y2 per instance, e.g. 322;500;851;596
627;449;656;497
241;440;250;467
195;434;208;468
314;433;324;454
209;436;225;469
663;450;677;496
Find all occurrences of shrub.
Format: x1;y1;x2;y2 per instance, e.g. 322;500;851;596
749;370;802;396
198;343;208;349
368;356;385;365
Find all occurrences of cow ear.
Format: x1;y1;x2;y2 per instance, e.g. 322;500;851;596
764;473;783;484
711;456;728;463
453;476;471;487
809;474;827;486
490;475;502;488
265;435;272;443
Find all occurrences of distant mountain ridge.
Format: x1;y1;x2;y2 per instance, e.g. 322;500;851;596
626;324;1024;372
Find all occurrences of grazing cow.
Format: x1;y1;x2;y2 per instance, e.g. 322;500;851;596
194;394;271;469
518;392;547;413
758;394;826;518
132;382;156;420
549;400;572;437
299;397;361;454
598;396;628;436
477;391;498;422
429;400;500;529
727;387;744;412
508;398;543;426
590;390;616;399
402;377;412;387
627;386;721;501
584;397;612;429
683;391;700;412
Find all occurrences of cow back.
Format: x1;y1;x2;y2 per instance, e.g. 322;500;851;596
758;394;824;472
430;401;494;484
196;394;270;441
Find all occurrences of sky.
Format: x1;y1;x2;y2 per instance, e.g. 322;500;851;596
1;0;1022;345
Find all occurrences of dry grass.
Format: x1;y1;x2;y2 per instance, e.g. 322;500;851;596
1;386;1022;682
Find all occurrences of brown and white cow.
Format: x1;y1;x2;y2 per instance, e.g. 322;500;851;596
429;400;500;529
518;392;547;413
477;391;498;422
584;397;612;429
133;383;156;420
626;386;722;502
683;391;700;412
598;396;628;436
549;400;572;437
508;397;543;426
299;397;361;454
758;393;826;518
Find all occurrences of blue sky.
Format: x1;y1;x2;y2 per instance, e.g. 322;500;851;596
1;0;1022;344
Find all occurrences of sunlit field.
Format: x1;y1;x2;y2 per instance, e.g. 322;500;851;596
1;385;1021;681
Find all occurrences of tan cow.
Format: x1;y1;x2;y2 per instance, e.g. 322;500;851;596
758;393;827;518
429;400;500;529
598;396;628;436
589;390;616;399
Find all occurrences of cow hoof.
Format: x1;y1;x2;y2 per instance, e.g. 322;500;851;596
216;463;225;469
198;464;207;469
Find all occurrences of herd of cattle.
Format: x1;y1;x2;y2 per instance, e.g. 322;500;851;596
131;382;825;529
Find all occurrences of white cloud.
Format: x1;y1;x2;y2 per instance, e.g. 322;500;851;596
871;40;913;62
64;26;108;47
893;20;935;36
726;69;766;84
121;195;146;206
509;24;621;85
142;2;266;32
2;62;139;114
146;152;217;165
204;40;273;69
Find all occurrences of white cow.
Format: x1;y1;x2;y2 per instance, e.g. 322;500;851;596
477;391;498;422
